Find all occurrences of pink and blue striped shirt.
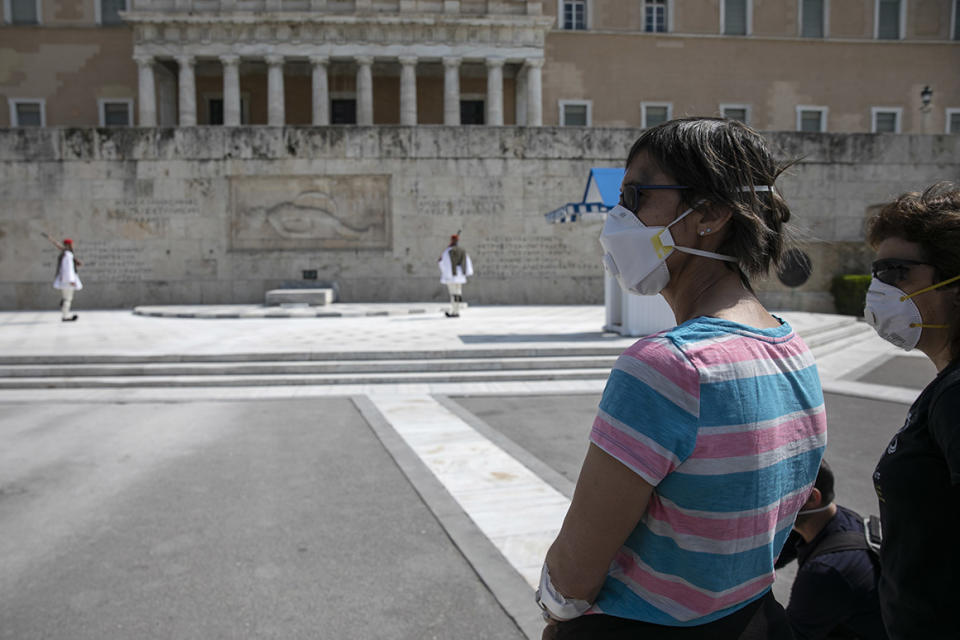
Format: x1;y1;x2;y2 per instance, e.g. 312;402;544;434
589;316;826;626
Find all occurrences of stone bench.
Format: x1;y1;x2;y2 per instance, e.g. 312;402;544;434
265;288;334;307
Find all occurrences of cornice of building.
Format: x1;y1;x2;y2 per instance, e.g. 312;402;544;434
547;28;960;47
125;11;554;55
120;11;555;29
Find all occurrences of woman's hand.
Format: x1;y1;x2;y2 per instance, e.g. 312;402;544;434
544;443;655;602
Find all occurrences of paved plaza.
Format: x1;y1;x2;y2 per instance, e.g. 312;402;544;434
0;305;938;639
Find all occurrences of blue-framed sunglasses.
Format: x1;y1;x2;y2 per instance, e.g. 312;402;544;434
871;258;931;286
619;184;690;214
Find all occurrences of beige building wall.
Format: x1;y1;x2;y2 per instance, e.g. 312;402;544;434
543;32;959;133
0;25;136;127
3;0;957;131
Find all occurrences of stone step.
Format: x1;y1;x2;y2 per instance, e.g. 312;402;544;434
803;318;876;352
265;288;334;306
0;346;626;366
0;355;618;378
0;368;612;389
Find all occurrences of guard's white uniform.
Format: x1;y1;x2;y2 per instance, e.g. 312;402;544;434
53;250;82;318
438;247;473;316
438;247;473;284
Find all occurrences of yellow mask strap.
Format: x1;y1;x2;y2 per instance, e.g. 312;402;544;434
899;272;960;302
909;323;950;329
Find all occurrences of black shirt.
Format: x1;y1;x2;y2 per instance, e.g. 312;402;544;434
779;506;887;640
873;357;960;640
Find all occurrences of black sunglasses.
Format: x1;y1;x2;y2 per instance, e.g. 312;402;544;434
619;184;690;214
871;258;932;286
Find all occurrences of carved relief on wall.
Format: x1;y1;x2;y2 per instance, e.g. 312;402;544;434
230;175;391;250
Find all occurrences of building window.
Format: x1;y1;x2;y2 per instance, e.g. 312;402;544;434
9;98;45;127
331;99;357;124
946;109;960;134
559;100;591;126
644;0;668;33
642;103;672;129
99;99;133;126
98;0;128;25
722;0;749;35
800;0;826;37
876;0;903;40
720;104;750;124
796;106;827;132
561;0;587;30
205;95;249;125
871;108;901;133
460;100;485;125
8;0;40;24
953;0;959;40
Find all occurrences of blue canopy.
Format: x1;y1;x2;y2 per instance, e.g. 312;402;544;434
544;167;625;223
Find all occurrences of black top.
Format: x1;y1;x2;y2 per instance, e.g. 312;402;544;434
873;357;960;640
778;506;887;640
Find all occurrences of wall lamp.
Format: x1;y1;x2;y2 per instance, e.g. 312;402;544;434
921;85;933;112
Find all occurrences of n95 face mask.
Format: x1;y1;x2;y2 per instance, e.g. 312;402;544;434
599;203;736;296
864;274;959;350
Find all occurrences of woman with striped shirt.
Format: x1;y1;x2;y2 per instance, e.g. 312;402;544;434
538;118;826;639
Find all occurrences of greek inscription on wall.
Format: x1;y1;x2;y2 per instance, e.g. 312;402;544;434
231;175;391;251
96;198;202;238
416;196;507;217
76;241;151;281
474;236;603;278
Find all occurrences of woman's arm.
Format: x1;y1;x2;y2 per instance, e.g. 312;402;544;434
544;443;655;604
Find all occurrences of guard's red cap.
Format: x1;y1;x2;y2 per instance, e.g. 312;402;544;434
63;238;73;246
450;234;459;241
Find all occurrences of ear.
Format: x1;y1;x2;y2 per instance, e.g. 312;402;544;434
695;204;734;238
802;488;823;510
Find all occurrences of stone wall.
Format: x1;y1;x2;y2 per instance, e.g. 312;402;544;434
1;126;958;311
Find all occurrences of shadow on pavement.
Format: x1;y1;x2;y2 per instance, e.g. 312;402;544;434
856;356;937;390
459;332;623;343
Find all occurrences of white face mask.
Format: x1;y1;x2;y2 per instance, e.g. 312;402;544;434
864;274;959;350
599;202;737;296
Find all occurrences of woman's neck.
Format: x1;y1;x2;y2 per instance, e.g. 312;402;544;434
663;263;776;328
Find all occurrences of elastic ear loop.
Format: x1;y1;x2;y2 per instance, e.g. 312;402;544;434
900;272;960;328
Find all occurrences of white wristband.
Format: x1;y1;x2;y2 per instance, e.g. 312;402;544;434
535;563;592;622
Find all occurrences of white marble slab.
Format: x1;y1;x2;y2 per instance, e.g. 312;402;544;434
367;393;571;588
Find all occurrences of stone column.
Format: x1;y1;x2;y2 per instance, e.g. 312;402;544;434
398;56;418;126
443;56;461;126
176;55;197;126
485;57;504;126
515;63;527;126
525;58;543;127
220;55;241;126
310;56;329;126
356;55;374;126
266;55;285;126
135;55;157;127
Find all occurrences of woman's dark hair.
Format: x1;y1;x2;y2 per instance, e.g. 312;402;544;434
867;182;960;359
626;117;795;283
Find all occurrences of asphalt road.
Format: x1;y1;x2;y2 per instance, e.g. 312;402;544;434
0;398;524;640
1;355;931;638
453;357;923;611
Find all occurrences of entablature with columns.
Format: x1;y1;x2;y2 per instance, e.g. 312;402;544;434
124;12;553;50
125;13;552;63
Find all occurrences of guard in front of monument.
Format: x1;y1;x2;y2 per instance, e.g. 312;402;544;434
51;237;82;322
438;234;473;318
775;460;888;640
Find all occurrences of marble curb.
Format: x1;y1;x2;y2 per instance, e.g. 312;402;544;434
133;305;440;319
